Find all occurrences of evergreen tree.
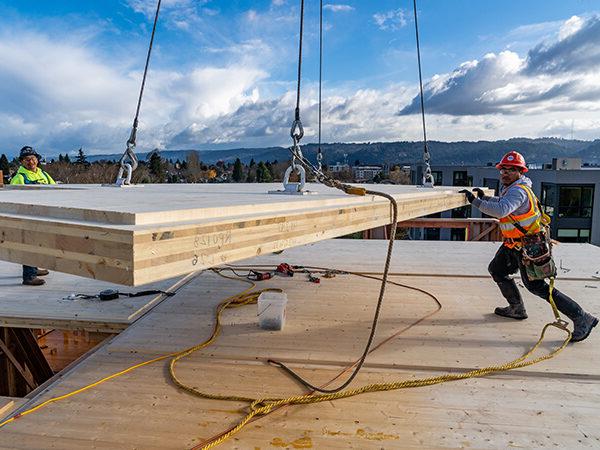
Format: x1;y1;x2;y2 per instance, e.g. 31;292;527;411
265;161;275;180
64;153;71;164
249;158;256;168
246;170;255;183
75;148;88;165
232;158;243;182
58;154;64;163
149;152;164;179
0;154;10;177
256;161;272;183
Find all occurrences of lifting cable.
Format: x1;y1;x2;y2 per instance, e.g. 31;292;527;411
316;0;324;172
412;0;434;187
288;0;305;171
278;0;402;395
115;0;162;186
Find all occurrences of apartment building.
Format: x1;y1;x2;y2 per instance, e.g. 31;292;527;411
411;158;600;246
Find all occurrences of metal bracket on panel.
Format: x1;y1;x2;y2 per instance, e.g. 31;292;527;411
268;164;317;195
101;163;143;188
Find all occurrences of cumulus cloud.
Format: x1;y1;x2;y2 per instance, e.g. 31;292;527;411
400;14;600;118
3;12;600;157
0;27;268;155
525;15;600;75
373;9;407;31
323;4;355;13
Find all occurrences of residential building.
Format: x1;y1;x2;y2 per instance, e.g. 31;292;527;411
353;165;382;182
329;162;350;173
411;159;600;246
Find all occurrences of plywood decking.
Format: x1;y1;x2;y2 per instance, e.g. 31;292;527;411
1;240;598;449
0;183;482;285
0;398;24;417
0;261;190;332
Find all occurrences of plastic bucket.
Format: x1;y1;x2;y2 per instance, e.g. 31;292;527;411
258;291;288;330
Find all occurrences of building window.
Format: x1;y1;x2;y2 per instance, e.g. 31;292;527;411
558;185;594;218
451;228;466;241
424;228;441;240
431;171;443;185
453;171;469;187
556;228;591;243
483;178;499;195
541;183;556;216
452;205;471;218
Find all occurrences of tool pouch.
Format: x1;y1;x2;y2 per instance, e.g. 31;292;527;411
521;231;557;281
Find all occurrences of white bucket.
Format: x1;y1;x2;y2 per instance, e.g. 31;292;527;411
258;291;288;331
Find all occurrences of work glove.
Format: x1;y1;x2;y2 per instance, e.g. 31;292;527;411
458;189;475;204
473;188;486;199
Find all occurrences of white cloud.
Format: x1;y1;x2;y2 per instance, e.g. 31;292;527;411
400;15;600;120
2;12;600;157
558;15;584;40
323;4;355;13
373;9;407;31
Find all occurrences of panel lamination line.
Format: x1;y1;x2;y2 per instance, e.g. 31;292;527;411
0;183;483;285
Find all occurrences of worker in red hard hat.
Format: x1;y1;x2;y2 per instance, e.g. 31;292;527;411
459;151;597;342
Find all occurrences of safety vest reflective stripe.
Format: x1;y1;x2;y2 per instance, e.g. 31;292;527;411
21;170;50;184
499;184;542;239
498;214;540;230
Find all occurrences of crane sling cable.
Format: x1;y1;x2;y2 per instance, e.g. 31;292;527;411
0;267;443;429
115;0;162;186
280;0;424;395
413;0;434;187
316;0;324;172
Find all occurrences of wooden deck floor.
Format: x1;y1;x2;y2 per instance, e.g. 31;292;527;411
1;240;599;449
0;261;190;332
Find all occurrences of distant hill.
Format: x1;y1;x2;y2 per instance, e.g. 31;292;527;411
82;138;600;166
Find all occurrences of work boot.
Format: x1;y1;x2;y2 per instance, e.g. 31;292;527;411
571;312;599;343
36;269;50;277
23;277;45;286
494;304;528;320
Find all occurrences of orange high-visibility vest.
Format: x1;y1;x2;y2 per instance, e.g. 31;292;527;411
499;184;545;248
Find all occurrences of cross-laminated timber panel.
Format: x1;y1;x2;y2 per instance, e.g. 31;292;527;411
0;183;484;285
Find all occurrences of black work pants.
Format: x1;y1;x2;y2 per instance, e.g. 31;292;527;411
23;265;38;281
487;245;583;320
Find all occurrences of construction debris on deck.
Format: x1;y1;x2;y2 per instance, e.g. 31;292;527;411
1;240;598;449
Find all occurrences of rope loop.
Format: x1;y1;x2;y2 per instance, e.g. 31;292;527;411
290;118;304;141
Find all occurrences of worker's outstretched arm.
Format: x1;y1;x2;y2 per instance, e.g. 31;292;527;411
472;187;527;219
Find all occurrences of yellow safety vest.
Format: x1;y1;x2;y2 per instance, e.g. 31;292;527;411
499;184;549;248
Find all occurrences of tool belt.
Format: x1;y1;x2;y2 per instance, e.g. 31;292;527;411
519;231;557;281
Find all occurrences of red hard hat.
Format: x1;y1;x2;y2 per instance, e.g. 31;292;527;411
496;151;528;173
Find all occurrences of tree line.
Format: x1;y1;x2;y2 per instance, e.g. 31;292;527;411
1;148;297;184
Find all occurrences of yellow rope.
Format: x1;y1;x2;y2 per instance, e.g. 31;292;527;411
1;269;572;450
0;276;265;429
168;272;572;450
198;318;571;449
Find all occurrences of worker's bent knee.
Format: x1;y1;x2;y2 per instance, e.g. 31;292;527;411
523;280;548;298
488;264;510;282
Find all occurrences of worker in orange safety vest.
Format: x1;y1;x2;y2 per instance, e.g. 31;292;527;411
460;151;597;342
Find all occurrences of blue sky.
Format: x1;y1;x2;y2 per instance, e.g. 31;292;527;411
0;0;599;156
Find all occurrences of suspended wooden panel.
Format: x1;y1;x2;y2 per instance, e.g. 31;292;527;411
0;183;482;285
